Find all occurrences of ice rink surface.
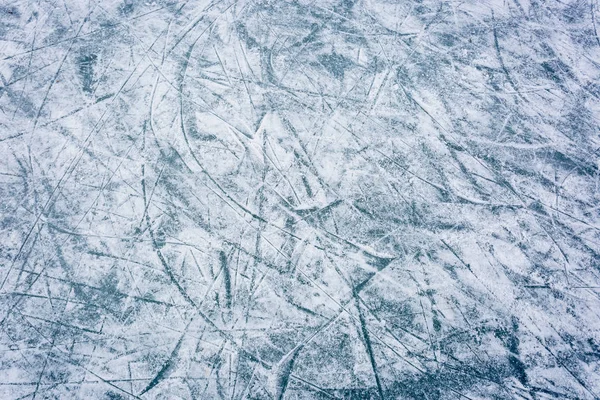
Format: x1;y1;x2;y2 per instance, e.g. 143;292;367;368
1;0;600;398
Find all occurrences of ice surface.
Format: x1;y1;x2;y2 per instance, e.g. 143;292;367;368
1;0;600;398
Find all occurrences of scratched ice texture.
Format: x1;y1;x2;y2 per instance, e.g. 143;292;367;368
1;0;600;399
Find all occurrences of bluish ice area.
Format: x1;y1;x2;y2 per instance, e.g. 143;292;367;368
1;0;600;398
